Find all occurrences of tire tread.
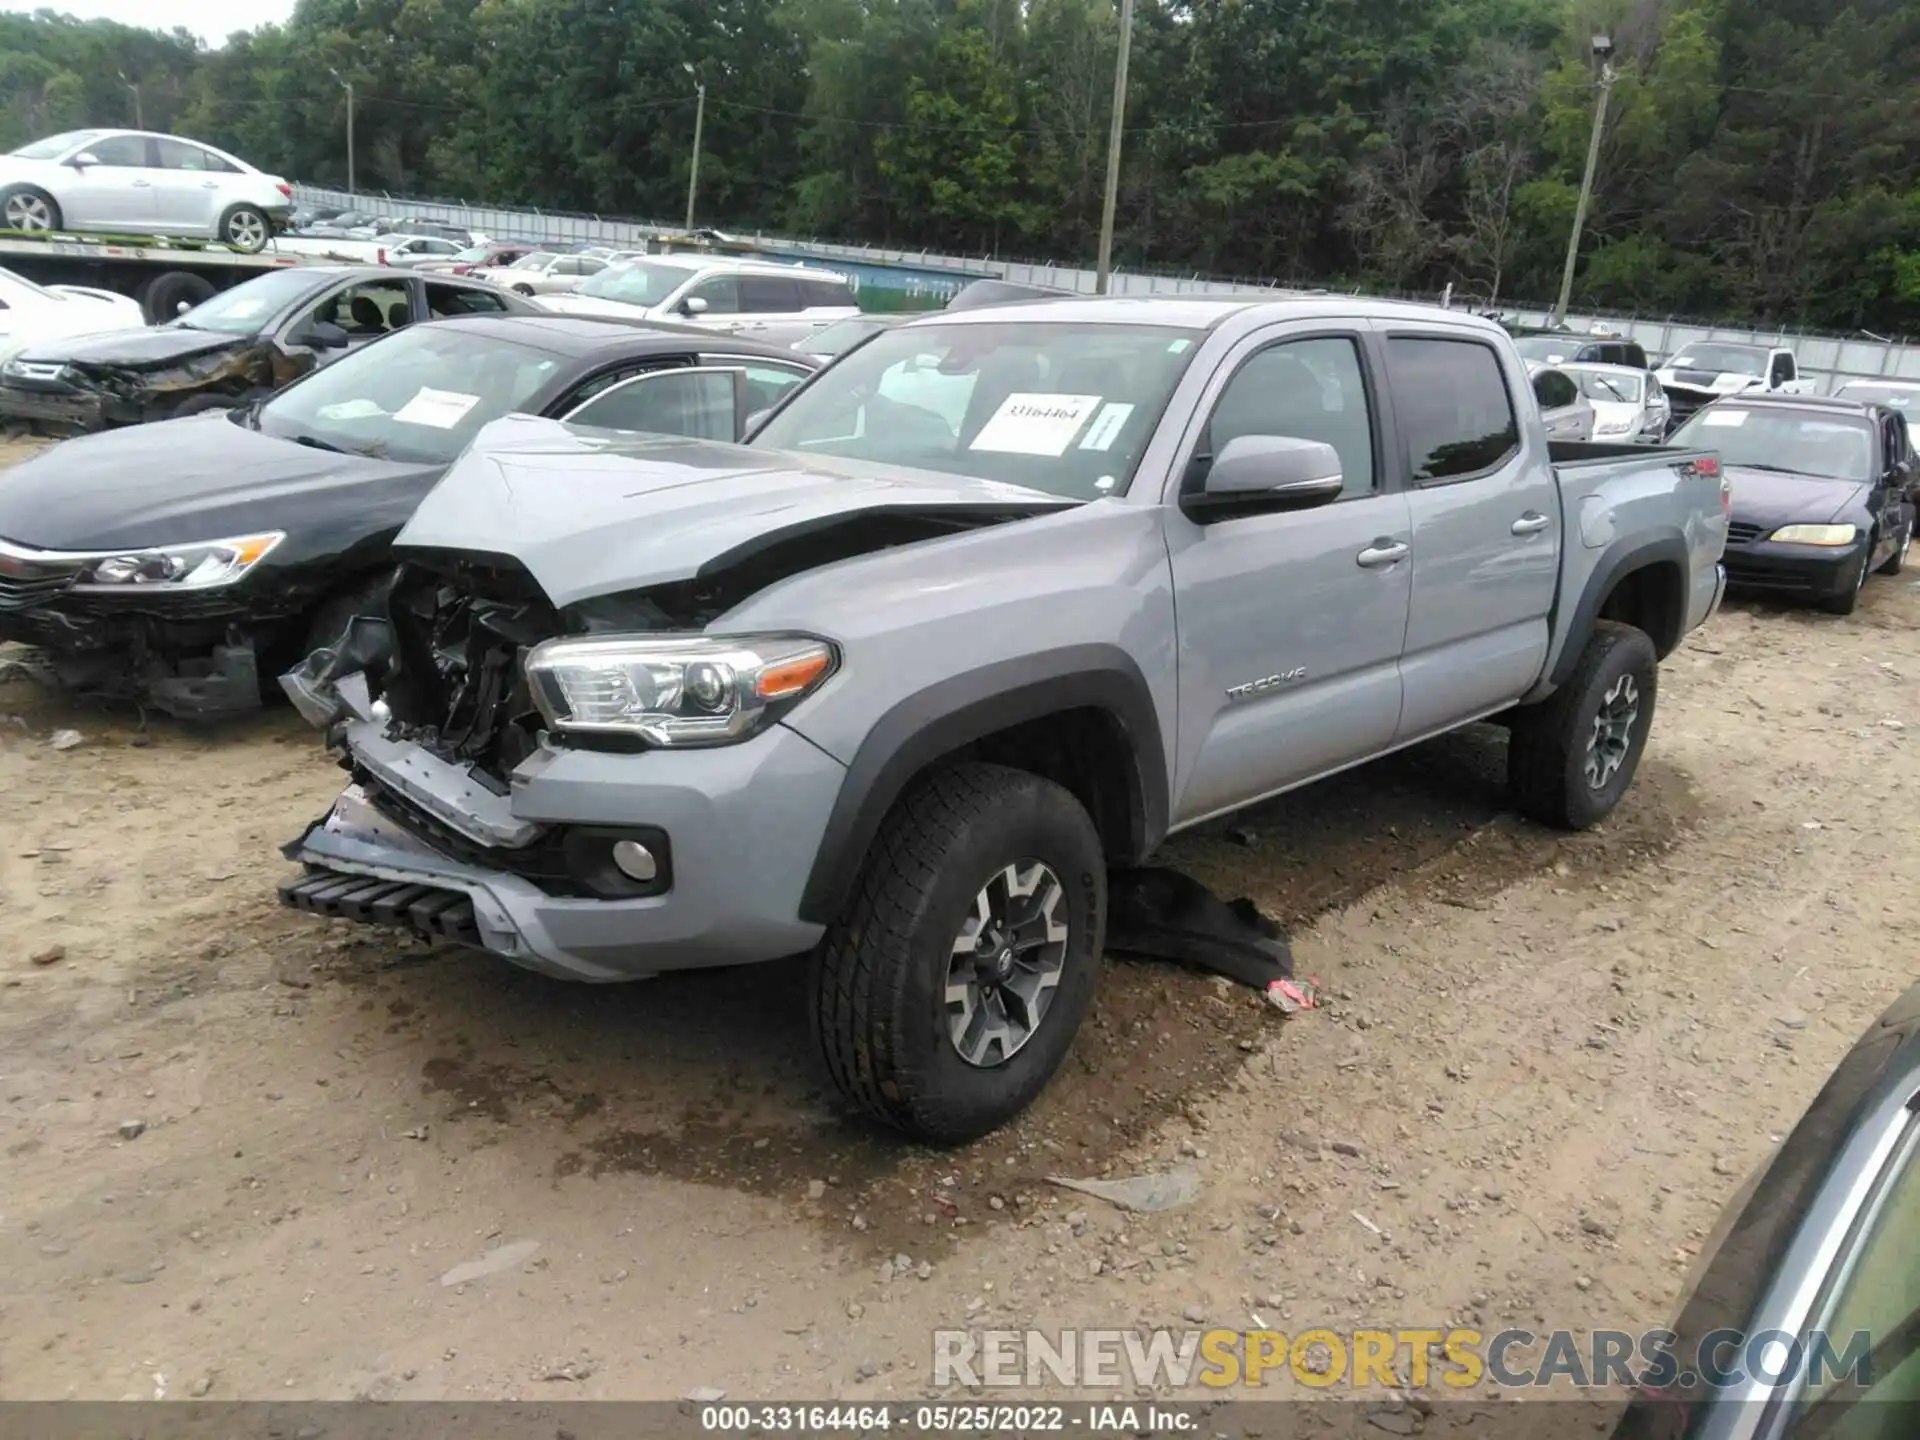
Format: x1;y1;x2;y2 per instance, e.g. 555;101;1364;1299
1509;620;1657;830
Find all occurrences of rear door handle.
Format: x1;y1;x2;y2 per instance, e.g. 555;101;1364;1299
1511;512;1551;536
1356;540;1409;568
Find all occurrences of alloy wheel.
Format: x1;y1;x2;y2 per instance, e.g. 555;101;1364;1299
1584;673;1641;791
944;860;1070;1068
226;211;267;250
5;194;53;231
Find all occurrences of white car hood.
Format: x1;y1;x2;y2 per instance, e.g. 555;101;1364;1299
534;294;664;322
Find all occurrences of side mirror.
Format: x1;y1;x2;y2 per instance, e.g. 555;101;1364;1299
67;151;100;169
297;320;352;351
681;295;710;316
1185;436;1345;522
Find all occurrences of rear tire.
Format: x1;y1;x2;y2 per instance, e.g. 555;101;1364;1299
811;762;1106;1145
1508;621;1659;830
1;185;61;232
141;270;217;323
219;204;272;254
511;284;536;296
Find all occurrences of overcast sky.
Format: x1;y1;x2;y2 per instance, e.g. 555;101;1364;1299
5;0;296;47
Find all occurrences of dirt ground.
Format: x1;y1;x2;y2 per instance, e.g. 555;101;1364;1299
1;429;1916;1406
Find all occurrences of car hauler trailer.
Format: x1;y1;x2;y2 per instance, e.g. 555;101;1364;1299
0;229;354;323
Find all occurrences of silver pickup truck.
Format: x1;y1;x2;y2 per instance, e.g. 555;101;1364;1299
278;296;1730;1142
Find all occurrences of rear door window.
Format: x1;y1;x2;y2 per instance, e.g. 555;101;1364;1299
738;276;802;315
1386;337;1521;482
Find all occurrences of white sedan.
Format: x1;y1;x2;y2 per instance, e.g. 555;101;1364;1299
487;251;610;296
0;265;145;366
0;129;293;254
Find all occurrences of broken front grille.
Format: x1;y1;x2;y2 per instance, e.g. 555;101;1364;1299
0;542;84;612
1726;521;1766;546
279;868;481;946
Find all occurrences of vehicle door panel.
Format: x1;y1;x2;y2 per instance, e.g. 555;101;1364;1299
1162;327;1412;826
63;134;156;229
151;139;223;232
1387;327;1560;741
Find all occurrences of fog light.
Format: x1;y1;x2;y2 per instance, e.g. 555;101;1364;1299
610;839;657;883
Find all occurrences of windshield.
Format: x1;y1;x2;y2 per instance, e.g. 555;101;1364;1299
254;326;562;465
0;265;59;301
1669;344;1768;376
1836;382;1919;411
1509;335;1577;363
574;260;694;308
1571;369;1644;404
1671;407;1874;482
172;269;327;334
11;131;102;161
752;320;1203;500
806;317;895;357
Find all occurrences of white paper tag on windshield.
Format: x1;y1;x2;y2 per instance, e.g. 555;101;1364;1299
393;387;481;429
1078;402;1135;452
1701;409;1748;427
316;399;384;420
969;393;1101;456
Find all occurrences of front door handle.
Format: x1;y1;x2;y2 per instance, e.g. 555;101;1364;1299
131;179;151;187
1511;512;1551;536
1356;540;1409;568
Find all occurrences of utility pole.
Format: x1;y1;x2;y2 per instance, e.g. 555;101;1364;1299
118;72;142;128
1550;35;1616;328
329;69;356;195
685;67;707;232
1094;0;1135;295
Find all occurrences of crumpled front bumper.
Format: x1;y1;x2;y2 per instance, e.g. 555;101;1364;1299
279;716;847;983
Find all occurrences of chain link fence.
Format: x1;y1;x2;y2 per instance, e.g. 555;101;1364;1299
294;184;1918;393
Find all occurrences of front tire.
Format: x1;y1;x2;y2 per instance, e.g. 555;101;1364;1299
1876;522;1909;577
811;763;1106;1145
219;204;272;253
1508;621;1659;830
1;185;61;232
1822;546;1871;614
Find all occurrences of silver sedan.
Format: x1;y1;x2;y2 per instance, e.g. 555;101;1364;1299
487;252;608;296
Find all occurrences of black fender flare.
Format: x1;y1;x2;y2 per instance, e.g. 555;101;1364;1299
1550;532;1690;688
795;645;1169;925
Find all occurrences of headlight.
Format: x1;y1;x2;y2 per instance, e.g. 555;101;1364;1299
526;634;837;747
71;531;284;592
1768;524;1857;547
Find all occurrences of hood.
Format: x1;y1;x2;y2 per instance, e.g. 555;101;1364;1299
396;414;1076;608
15;325;248;371
0;412;442;552
535;294;660;322
1657;366;1759;394
1725;466;1867;529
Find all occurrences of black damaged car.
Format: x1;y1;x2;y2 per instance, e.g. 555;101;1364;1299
0;264;541;434
0;314;818;717
1667;393;1918;615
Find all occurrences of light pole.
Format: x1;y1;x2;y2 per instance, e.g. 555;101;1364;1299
329;68;356;196
1094;0;1136;295
1549;35;1616;328
118;71;143;129
684;64;707;232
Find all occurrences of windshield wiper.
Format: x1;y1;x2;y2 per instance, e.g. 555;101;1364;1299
287;432;349;454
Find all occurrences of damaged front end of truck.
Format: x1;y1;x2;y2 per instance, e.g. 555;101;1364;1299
275;416;1075;979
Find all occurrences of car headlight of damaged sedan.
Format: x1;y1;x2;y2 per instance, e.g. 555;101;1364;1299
70;531;285;592
526;634;838;746
1768;524;1858;547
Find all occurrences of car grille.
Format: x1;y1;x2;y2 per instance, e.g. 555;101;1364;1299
1664;386;1715;422
360;772;590;897
279;868;481;946
1726;521;1766;546
0;544;84;612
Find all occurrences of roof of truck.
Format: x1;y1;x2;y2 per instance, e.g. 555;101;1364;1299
904;293;1505;333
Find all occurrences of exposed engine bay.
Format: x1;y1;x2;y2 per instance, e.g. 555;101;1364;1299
286;506;1035;787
